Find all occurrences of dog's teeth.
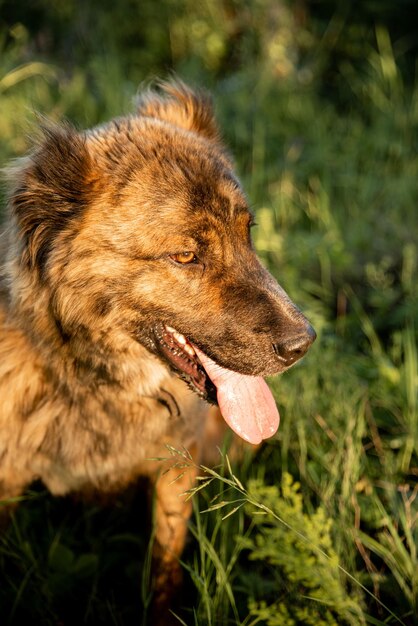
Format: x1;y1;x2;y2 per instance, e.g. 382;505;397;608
184;344;195;357
163;324;195;357
173;332;186;345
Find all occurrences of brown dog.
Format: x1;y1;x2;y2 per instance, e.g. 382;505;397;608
0;81;315;622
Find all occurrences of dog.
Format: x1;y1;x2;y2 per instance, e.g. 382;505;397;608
0;80;315;623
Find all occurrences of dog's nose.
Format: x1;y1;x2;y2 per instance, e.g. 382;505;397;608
273;325;316;366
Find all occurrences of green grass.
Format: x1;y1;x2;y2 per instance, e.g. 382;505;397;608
0;4;417;625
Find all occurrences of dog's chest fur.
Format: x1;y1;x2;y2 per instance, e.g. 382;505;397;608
0;298;206;496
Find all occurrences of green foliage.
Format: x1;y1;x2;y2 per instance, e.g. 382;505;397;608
244;474;365;625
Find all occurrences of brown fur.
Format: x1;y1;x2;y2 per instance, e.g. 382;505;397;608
0;80;315;622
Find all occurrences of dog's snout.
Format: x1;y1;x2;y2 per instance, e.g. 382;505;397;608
273;325;316;366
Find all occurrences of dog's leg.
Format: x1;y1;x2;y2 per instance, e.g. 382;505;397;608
0;480;26;527
149;460;197;625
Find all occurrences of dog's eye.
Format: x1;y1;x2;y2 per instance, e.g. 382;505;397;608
170;251;197;264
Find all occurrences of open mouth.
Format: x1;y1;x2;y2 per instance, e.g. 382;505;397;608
154;324;217;403
153;323;281;445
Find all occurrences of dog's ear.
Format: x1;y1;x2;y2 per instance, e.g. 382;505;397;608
6;123;95;278
136;80;221;142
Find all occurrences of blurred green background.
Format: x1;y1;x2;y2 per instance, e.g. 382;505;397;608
0;1;417;625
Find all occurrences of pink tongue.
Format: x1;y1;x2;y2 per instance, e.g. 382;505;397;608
193;346;280;445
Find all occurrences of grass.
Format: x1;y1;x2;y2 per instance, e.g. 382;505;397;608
0;6;417;625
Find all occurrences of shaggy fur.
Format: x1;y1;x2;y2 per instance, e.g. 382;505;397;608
0;80;315;622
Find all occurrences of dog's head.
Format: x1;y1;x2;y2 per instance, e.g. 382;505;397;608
6;80;315;443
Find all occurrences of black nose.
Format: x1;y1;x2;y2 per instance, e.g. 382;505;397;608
273;325;316;366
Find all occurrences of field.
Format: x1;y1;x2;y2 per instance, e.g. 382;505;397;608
0;2;417;624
